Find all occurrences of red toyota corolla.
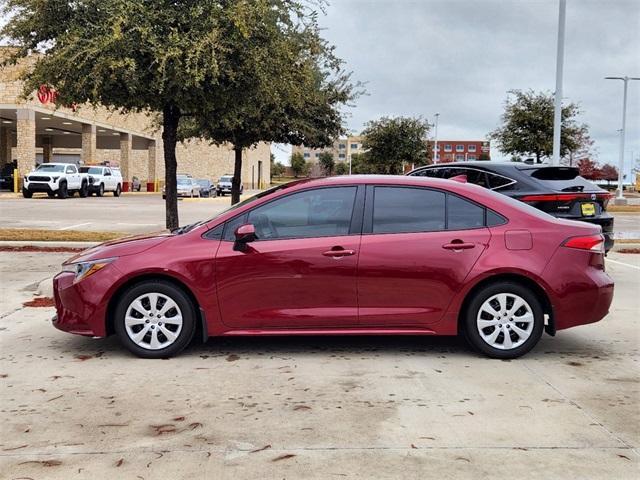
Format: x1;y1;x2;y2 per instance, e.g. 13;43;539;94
52;175;614;359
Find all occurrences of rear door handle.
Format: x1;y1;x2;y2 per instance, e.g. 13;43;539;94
322;248;356;258
442;242;475;250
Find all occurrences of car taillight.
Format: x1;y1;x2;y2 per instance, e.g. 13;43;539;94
563;234;604;252
520;192;613;206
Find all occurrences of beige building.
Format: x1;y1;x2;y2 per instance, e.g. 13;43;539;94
292;136;363;174
0;49;270;191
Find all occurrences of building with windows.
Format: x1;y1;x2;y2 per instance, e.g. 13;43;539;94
431;140;490;163
0;49;270;191
292;136;363;174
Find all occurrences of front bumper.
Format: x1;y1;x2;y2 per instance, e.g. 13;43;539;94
52;266;121;337
24;180;57;193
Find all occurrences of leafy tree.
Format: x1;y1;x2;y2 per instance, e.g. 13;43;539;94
270;153;285;178
335;162;349;175
318;152;335;176
350;152;375;174
490;90;590;164
361;116;430;174
599;163;618;185
577;158;600;179
180;1;356;204
1;0;230;229
479;152;491;161
290;152;310;177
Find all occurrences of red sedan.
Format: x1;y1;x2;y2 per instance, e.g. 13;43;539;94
52;176;614;359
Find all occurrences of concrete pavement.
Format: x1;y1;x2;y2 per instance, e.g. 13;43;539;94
0;250;638;479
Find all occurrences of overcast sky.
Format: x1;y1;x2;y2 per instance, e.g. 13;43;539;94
274;0;640;173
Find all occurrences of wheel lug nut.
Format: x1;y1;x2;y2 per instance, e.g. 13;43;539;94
158;322;163;326
145;320;150;323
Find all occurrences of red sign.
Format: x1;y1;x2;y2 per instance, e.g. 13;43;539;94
37;85;58;105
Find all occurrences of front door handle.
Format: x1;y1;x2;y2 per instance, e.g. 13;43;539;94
322;248;356;258
442;241;475;250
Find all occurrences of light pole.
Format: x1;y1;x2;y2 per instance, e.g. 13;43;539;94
606;76;640;204
551;0;567;166
433;113;439;164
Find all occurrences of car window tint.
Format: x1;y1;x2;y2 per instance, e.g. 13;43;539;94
464;170;489;188
447;194;485;230
487;173;515;190
223;213;249;241
487;210;507;226
411;168;438;177
247;187;357;240
372;187;445;234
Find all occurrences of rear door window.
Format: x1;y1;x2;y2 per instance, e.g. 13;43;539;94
447;195;485;230
372;187;446;234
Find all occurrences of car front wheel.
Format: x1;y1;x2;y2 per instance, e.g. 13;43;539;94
114;281;197;358
57;182;68;199
463;281;544;359
97;183;104;197
22;188;33;198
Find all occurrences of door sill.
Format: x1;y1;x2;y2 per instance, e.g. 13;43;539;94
221;327;436;336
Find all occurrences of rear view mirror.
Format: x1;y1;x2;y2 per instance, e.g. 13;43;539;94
234;224;257;251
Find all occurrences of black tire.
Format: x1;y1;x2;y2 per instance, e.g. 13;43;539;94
96;183;104;197
79;181;88;198
463;281;544;359
58;182;68;199
114;280;197;359
22;188;33;198
162;195;166;200
114;184;121;197
47;191;55;198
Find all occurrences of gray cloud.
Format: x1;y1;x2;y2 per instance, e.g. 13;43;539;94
277;0;640;173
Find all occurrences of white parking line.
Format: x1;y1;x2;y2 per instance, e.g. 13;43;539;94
59;222;92;231
607;258;640;270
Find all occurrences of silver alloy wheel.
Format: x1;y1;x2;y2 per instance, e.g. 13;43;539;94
124;293;183;350
476;293;534;350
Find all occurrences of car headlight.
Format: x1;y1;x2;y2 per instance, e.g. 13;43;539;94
61;257;116;283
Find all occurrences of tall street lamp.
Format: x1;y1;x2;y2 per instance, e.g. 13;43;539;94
433;113;440;164
605;76;640;204
551;0;567;166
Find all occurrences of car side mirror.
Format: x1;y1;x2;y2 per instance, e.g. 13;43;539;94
234;224;257;251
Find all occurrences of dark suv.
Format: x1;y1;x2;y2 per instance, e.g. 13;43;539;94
407;162;614;252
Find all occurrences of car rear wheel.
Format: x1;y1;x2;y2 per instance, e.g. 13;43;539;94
47;191;55;198
463;281;544;359
114;281;197;359
114;184;121;197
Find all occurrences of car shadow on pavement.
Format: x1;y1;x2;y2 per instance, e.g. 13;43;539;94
51;330;612;361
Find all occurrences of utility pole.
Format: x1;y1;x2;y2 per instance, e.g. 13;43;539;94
433;113;439;164
551;0;567;166
606;76;640;204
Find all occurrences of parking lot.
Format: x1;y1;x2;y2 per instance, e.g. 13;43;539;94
0;193;260;234
1;193;639;239
0;248;638;479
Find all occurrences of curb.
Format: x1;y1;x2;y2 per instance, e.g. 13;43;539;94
0;241;100;248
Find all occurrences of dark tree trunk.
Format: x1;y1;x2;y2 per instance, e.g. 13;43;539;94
231;146;243;205
162;105;181;230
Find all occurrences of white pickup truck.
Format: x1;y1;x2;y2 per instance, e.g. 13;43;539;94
23;163;92;199
79;165;123;196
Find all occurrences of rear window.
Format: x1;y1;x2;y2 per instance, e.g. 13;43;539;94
525;167;600;192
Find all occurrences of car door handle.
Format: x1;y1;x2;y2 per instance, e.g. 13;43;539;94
442;241;475;250
322;248;356;257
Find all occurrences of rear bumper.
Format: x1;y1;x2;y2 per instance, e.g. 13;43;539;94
543;250;614;331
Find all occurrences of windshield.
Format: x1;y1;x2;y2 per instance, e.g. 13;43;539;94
79;167;103;174
177;178;192;186
36;164;65;172
197;180;209;186
219;176;232;182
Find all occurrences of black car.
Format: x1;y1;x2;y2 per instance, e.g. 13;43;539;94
196;179;217;197
407;162;614;252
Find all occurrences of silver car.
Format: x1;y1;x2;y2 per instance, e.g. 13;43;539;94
216;175;243;196
162;176;200;199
